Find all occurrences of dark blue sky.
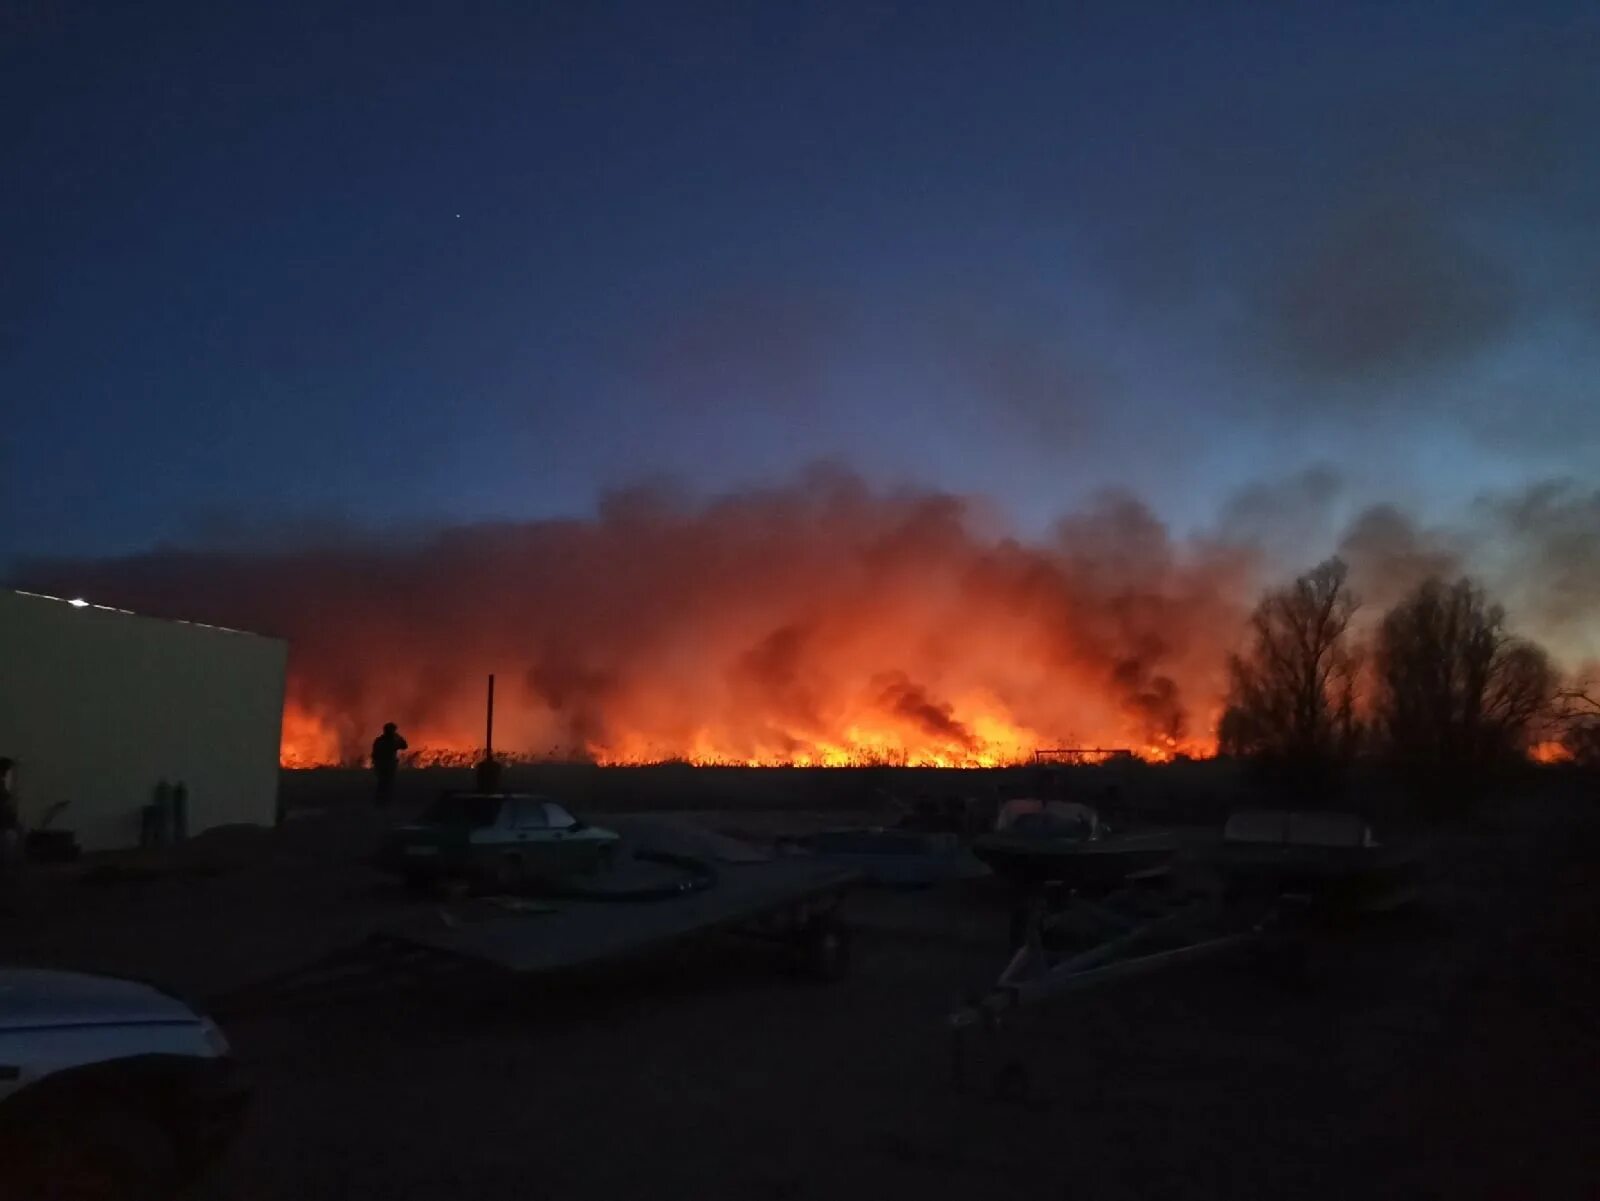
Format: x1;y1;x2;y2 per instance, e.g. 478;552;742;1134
5;0;1598;560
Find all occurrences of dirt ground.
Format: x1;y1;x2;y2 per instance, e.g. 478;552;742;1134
3;779;1597;1200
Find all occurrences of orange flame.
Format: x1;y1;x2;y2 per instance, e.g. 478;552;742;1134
265;482;1246;767
3;472;1247;769
279;686;1216;768
1528;740;1574;765
279;704;345;768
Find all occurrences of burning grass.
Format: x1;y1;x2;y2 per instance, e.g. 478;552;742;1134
256;477;1245;768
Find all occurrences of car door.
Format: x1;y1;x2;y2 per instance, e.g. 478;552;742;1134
539;801;586;873
507;797;553;875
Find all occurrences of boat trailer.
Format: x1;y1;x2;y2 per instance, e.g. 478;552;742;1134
948;872;1306;1098
210;858;860;1020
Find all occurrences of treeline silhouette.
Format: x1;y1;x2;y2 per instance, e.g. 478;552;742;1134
1218;557;1592;812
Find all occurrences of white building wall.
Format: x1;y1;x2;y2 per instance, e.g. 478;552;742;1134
0;590;286;852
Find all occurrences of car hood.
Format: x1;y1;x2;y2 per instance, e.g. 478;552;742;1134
0;968;199;1031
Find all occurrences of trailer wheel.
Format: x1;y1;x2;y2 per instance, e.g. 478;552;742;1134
800;919;851;981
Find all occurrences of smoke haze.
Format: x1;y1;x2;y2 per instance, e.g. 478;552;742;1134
13;468;1595;765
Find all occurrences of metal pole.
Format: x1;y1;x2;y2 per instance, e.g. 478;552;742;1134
485;673;495;759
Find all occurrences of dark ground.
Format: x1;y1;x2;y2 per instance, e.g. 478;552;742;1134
275;757;1253;825
3;770;1597;1200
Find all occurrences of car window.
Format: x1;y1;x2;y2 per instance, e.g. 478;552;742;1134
542;802;576;829
511;799;548;829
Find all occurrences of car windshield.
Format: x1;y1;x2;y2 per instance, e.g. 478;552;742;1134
419;795;502;829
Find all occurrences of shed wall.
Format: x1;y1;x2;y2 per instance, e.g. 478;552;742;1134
0;591;286;851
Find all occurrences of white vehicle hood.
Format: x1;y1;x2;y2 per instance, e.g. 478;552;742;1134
0;969;198;1031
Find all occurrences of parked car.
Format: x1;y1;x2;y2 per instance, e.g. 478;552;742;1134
380;792;622;891
0;967;246;1200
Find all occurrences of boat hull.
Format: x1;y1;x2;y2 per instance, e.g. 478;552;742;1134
1209;843;1421;913
972;832;1178;889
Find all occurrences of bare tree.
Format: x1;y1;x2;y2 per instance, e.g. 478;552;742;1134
1373;576;1555;784
1553;686;1600;768
1221;558;1361;782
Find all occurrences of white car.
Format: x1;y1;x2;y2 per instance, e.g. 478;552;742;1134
380;792;623;891
0;968;246;1200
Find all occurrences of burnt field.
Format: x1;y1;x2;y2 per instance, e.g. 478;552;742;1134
4;767;1598;1200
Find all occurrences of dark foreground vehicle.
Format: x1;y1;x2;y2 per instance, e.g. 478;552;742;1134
0;968;246;1200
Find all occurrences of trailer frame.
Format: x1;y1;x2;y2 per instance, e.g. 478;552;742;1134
210;859;860;1018
947;871;1305;1096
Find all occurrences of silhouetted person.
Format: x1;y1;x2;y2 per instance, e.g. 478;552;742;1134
371;724;407;808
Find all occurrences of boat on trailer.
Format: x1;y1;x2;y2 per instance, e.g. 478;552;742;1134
1208;809;1421;914
971;799;1179;890
949;808;1424;1101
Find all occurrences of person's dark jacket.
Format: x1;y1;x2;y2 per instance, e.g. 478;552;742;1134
371;732;408;772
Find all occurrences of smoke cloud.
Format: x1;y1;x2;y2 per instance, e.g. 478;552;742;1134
1475;480;1600;667
13;469;1252;765
13;469;1595;765
1268;205;1517;380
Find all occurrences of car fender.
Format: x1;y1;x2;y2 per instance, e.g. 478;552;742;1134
0;1051;229;1129
0;1020;219;1105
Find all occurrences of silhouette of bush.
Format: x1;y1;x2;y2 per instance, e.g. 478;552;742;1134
1373;575;1554;811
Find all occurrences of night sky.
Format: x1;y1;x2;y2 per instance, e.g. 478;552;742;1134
4;1;1599;564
